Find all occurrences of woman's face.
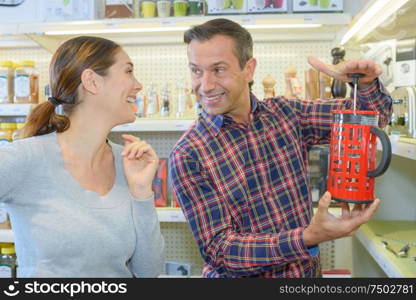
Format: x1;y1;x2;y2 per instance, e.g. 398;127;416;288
100;49;142;125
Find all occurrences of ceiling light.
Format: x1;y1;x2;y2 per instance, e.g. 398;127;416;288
341;0;411;45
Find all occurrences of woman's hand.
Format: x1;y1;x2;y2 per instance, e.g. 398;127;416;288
121;134;159;200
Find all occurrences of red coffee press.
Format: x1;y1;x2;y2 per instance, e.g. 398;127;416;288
327;73;392;203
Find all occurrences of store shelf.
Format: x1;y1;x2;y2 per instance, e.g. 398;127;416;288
0;104;34;116
377;135;416;161
355;220;416;278
112;119;194;132
0;13;350;51
0;229;14;243
157;208;186;222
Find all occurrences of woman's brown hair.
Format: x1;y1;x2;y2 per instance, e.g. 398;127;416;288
20;36;121;138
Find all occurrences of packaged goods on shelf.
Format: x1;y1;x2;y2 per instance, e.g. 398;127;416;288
247;0;288;13
293;0;343;12
0;243;17;278
0;61;14;104
207;0;248;14
14;61;39;104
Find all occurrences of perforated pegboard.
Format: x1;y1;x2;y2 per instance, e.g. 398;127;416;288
160;222;204;276
320;240;336;271
0;40;334;100
1;38;341;276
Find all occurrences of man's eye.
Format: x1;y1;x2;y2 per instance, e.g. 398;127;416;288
215;68;225;73
191;68;202;75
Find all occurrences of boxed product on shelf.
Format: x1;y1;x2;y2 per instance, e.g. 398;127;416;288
247;0;288;14
40;0;106;22
105;0;135;18
293;0;343;12
0;0;42;23
0;204;11;230
153;158;168;207
394;38;416;87
207;0;248;14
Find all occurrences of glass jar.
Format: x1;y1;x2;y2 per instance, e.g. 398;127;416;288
14;60;39;104
12;122;25;141
0;245;17;278
0;123;16;146
0;61;14;104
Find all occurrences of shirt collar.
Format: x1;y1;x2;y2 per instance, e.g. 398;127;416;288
201;93;260;136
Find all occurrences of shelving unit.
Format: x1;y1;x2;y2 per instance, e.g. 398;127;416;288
353;220;416;278
377;135;416;161
0;13;351;52
342;0;416;46
0;104;34;116
112;119;194;132
0;229;14;243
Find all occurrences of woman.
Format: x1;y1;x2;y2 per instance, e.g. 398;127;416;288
0;36;165;277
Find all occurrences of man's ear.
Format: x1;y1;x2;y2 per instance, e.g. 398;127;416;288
80;69;102;95
244;57;257;83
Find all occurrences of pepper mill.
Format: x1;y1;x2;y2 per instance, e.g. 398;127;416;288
284;65;302;98
261;74;276;99
305;68;319;100
319;72;332;99
331;46;347;98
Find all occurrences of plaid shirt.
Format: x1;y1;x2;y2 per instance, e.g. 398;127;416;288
169;80;392;278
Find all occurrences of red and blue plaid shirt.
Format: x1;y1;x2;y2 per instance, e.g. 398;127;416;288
169;80;392;277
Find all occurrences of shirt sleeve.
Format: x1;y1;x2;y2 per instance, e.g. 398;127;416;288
128;194;165;278
169;150;314;277
0;140;34;203
289;79;392;148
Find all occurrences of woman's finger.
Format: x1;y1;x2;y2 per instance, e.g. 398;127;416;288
122;140;147;156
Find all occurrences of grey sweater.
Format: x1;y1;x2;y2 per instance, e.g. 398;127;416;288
0;132;165;278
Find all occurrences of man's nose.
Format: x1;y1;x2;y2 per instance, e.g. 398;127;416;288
200;72;216;93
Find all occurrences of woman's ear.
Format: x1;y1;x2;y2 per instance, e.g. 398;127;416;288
80;69;102;95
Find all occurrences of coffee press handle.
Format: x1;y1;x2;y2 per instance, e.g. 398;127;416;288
367;127;392;177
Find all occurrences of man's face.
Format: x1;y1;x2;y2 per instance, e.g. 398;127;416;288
187;34;256;121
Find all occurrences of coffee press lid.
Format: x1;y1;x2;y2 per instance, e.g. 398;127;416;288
331;110;379;126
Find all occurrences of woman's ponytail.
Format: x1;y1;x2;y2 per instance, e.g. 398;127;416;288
20;101;70;138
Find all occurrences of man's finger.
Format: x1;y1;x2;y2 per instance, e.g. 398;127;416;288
318;191;331;214
307;56;332;74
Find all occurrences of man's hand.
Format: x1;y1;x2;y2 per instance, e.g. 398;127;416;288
307;56;383;89
303;191;380;246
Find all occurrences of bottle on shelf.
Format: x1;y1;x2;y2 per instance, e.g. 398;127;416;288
0;61;14;104
135;94;145;118
0;122;17;147
175;81;186;118
14;60;39;104
12;117;26;141
0;244;17;278
146;83;159;118
185;83;194;117
160;83;170;118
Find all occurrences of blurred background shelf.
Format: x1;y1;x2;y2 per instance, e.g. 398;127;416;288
0;229;14;243
377;135;416;161
0;104;34;116
112;119;194;132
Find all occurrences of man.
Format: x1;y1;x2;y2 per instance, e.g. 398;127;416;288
169;18;392;278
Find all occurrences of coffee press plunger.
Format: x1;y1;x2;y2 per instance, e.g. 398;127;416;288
327;73;392;203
